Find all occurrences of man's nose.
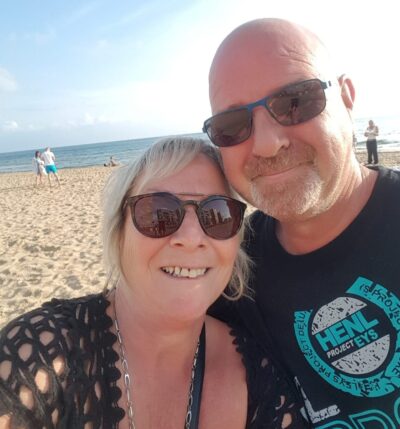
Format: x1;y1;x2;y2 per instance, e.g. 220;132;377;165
249;107;290;158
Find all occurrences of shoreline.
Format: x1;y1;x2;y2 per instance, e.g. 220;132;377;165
0;145;400;175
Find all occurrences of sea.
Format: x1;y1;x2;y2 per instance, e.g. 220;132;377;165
0;133;204;174
0;115;399;174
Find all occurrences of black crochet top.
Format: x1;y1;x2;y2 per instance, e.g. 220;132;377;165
0;294;308;428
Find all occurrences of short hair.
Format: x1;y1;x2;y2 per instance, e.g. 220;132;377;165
102;136;251;300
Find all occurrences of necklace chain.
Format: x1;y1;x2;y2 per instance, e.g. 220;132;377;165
113;297;200;429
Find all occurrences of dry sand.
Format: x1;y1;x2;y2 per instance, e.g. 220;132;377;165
0;167;113;327
1;150;400;328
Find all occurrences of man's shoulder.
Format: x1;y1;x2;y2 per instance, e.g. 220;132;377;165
376;166;400;193
364;167;400;217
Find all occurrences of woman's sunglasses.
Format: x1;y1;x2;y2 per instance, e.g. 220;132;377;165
203;78;332;148
125;192;247;240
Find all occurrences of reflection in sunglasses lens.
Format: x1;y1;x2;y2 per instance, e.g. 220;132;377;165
268;80;325;125
209;109;250;148
200;199;241;240
134;195;181;238
132;194;243;239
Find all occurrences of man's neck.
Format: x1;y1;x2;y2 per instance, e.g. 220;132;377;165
275;166;378;255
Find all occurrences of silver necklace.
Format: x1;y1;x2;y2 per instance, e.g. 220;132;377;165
113;297;201;429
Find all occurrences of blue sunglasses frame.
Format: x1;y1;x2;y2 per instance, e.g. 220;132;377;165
203;78;332;148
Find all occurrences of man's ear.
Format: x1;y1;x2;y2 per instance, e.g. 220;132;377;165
338;74;355;111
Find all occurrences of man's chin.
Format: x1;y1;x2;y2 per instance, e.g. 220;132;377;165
249;177;324;221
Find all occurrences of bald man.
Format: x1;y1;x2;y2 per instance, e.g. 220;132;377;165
205;19;400;428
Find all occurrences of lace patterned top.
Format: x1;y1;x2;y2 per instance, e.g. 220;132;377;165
0;294;308;428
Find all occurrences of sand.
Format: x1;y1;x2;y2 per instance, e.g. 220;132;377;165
1;150;400;328
0;166;114;327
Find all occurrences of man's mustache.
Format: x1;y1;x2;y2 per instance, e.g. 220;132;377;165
244;145;316;179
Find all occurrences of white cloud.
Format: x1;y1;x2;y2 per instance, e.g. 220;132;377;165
0;67;18;92
82;112;113;125
2;121;19;131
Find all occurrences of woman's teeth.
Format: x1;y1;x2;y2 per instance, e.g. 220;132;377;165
161;266;207;278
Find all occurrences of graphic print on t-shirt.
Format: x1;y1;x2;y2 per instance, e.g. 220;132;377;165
294;276;400;426
294;276;400;396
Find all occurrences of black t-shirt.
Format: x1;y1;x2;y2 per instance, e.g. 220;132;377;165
213;167;400;428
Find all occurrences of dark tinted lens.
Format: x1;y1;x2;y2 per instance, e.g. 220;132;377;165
198;197;244;239
205;109;251;147
267;80;326;126
133;194;182;238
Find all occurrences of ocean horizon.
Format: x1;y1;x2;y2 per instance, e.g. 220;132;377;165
0;133;205;174
1;115;400;173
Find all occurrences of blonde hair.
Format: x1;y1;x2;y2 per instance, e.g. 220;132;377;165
102;136;251;300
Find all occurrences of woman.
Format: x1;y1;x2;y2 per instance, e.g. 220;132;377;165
32;150;46;186
0;137;307;428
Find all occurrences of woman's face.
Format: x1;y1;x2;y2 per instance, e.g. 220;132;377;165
119;154;240;324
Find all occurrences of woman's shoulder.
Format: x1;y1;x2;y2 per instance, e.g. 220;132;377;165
226;320;310;428
0;293;112;372
0;292;122;429
0;293;108;339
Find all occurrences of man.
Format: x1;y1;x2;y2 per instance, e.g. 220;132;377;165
204;19;400;428
41;147;61;186
364;119;379;165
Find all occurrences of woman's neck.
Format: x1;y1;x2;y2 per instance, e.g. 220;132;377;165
111;283;205;372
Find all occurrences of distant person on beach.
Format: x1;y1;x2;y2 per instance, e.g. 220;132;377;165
31;150;47;186
104;155;119;167
0;137;307;429
204;18;400;427
352;131;358;152
41;147;61;186
364;119;379;164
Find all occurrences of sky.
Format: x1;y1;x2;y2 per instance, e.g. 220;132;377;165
0;0;399;153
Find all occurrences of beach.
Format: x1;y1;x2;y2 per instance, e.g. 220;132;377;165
1;151;400;328
0;166;113;327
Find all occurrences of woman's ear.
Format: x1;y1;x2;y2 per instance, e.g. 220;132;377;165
338;74;355;111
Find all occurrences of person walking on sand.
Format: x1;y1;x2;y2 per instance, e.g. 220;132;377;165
204;18;400;427
32;150;47;186
41;147;60;186
364;119;379;164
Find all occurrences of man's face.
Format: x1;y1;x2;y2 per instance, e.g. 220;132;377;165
209;27;354;222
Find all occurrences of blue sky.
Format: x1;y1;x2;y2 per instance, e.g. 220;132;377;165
1;0;399;152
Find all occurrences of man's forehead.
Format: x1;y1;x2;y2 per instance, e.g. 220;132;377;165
209;24;331;113
209;48;320;113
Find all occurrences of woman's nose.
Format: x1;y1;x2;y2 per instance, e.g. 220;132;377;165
169;207;206;249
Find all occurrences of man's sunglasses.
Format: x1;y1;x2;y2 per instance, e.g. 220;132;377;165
203;78;332;148
125;192;247;240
